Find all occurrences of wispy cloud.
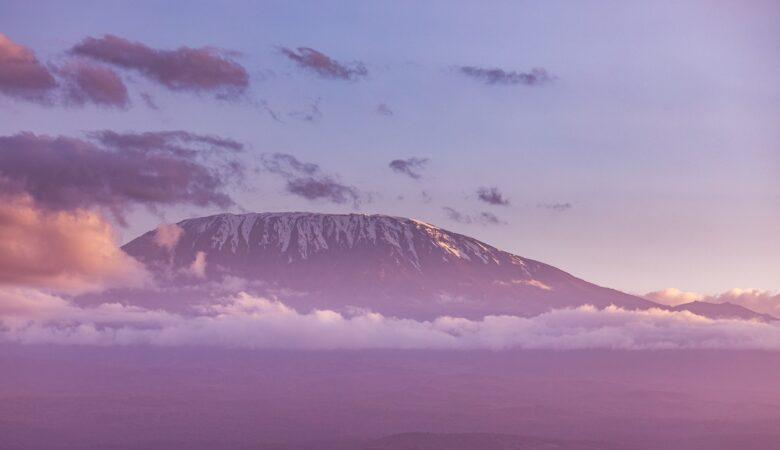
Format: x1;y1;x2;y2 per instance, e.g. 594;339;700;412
375;103;393;116
389;157;428;179
443;207;504;225
280;47;367;80
262;153;362;206
538;202;572;212
458;66;554;86
72;35;249;98
477;187;510;206
288;98;323;122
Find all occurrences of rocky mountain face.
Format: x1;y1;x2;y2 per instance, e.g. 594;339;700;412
120;212;659;319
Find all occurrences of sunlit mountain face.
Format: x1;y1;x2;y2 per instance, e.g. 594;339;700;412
1;1;779;449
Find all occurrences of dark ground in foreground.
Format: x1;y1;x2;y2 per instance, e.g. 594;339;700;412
2;346;779;449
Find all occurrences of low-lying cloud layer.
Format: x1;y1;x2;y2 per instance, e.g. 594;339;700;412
2;291;779;350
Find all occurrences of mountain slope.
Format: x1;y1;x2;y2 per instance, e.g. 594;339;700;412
122;212;659;319
673;301;776;322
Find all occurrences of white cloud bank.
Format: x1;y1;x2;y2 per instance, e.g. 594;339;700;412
2;289;780;350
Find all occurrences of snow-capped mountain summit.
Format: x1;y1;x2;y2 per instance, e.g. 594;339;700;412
122;212;658;318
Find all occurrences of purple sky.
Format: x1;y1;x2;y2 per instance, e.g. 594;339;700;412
0;0;778;295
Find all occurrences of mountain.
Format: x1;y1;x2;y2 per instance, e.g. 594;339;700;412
119;212;659;319
673;301;776;322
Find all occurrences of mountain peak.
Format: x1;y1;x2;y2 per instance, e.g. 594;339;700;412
120;211;657;319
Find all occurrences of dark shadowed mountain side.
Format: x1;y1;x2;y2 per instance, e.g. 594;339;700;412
116;212;767;321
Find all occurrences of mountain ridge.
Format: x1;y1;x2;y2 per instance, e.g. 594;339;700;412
118;212;772;321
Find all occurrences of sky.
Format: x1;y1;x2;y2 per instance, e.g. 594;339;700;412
0;0;778;296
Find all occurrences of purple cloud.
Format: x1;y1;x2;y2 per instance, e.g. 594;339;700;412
280;47;367;80
443;207;503;225
479;211;502;225
375;103;393;116
0;131;244;224
58;60;129;108
477;187;510;206
93;130;243;157
459;66;554;86
262;153;361;205
71;35;249;97
288;99;322;122
389;157;428;180
0;33;56;102
538;202;572;212
140;92;158;110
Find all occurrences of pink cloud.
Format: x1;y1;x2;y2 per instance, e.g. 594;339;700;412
188;251;207;278
644;288;704;306
72;35;249;98
0;33;56;102
58;59;129;108
0;195;148;293
153;223;184;250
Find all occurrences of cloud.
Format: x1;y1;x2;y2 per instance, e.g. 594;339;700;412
0;131;243;223
389;157;428;179
477;187;510;206
645;288;704;307
71;35;248;98
140;92;158;109
262;153;362;206
647;288;780;317
288;98;322;122
58;59;129;108
443;207;503;226
188;251;207;278
92;129;243;156
0;195;148;293
2;292;780;350
280;47;367;80
375;103;393;116
0;33;56;102
478;212;503;225
458;66;554;86
538;202;572;212
153;223;184;250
